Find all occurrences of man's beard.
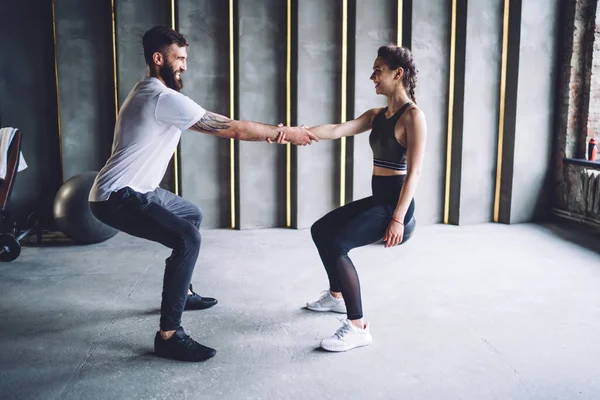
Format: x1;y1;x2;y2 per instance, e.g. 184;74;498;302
160;63;183;91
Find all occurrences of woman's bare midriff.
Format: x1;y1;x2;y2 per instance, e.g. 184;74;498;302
372;166;407;176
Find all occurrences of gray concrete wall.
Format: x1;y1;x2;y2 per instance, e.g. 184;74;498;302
0;0;565;230
510;0;560;223
179;0;231;228
0;0;62;225
351;0;396;202
54;0;115;180
459;0;503;224
411;1;450;225
294;0;342;229
115;0;169;107
237;0;287;229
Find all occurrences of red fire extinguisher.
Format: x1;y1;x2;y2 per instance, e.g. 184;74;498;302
589;138;597;161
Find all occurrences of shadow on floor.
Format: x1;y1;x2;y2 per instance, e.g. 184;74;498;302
540;221;600;256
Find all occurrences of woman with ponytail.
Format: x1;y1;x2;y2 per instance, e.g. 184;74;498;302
272;44;427;352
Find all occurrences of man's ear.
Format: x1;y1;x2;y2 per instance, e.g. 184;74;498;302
152;52;164;66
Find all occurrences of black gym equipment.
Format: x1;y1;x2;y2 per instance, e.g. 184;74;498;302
0;212;40;262
0;128;42;262
53;171;118;244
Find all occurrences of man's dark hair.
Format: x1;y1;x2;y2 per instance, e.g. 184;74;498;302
142;25;188;66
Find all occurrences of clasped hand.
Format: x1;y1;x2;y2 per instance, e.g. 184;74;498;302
267;124;316;146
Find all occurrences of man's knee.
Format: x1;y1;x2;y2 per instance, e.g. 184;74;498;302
180;223;201;250
192;205;203;229
189;226;201;248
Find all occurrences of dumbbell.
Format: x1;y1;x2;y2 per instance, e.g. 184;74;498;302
0;213;39;262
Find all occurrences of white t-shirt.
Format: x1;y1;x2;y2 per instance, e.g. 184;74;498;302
89;77;206;202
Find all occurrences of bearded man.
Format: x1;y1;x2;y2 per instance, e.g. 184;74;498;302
88;25;317;362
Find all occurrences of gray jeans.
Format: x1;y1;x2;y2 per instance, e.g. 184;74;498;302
90;186;203;331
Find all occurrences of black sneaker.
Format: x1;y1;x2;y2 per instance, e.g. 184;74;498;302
184;289;218;311
154;327;216;362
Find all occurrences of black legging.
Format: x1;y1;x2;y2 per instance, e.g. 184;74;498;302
310;175;415;320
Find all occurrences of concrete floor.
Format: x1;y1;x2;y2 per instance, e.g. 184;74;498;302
0;222;599;400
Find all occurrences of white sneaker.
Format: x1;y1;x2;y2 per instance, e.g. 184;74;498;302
320;318;372;352
306;290;347;313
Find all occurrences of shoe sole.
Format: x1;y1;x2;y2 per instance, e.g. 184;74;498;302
306;305;347;314
155;348;217;362
184;300;218;311
320;339;372;352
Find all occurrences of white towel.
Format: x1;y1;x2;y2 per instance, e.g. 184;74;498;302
0;127;28;179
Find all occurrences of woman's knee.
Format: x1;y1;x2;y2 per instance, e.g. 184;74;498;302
329;237;350;258
310;218;327;243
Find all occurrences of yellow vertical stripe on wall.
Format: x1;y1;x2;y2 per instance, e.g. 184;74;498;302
170;0;180;196
51;0;64;183
286;0;292;227
397;0;403;46
340;0;348;207
494;0;510;223
229;0;236;229
444;0;457;224
111;0;118;119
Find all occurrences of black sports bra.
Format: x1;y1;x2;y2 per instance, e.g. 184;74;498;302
368;102;412;171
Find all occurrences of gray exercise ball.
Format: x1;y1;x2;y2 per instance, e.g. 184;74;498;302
53;171;118;244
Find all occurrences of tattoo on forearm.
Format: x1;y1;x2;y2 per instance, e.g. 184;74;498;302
192;112;232;133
